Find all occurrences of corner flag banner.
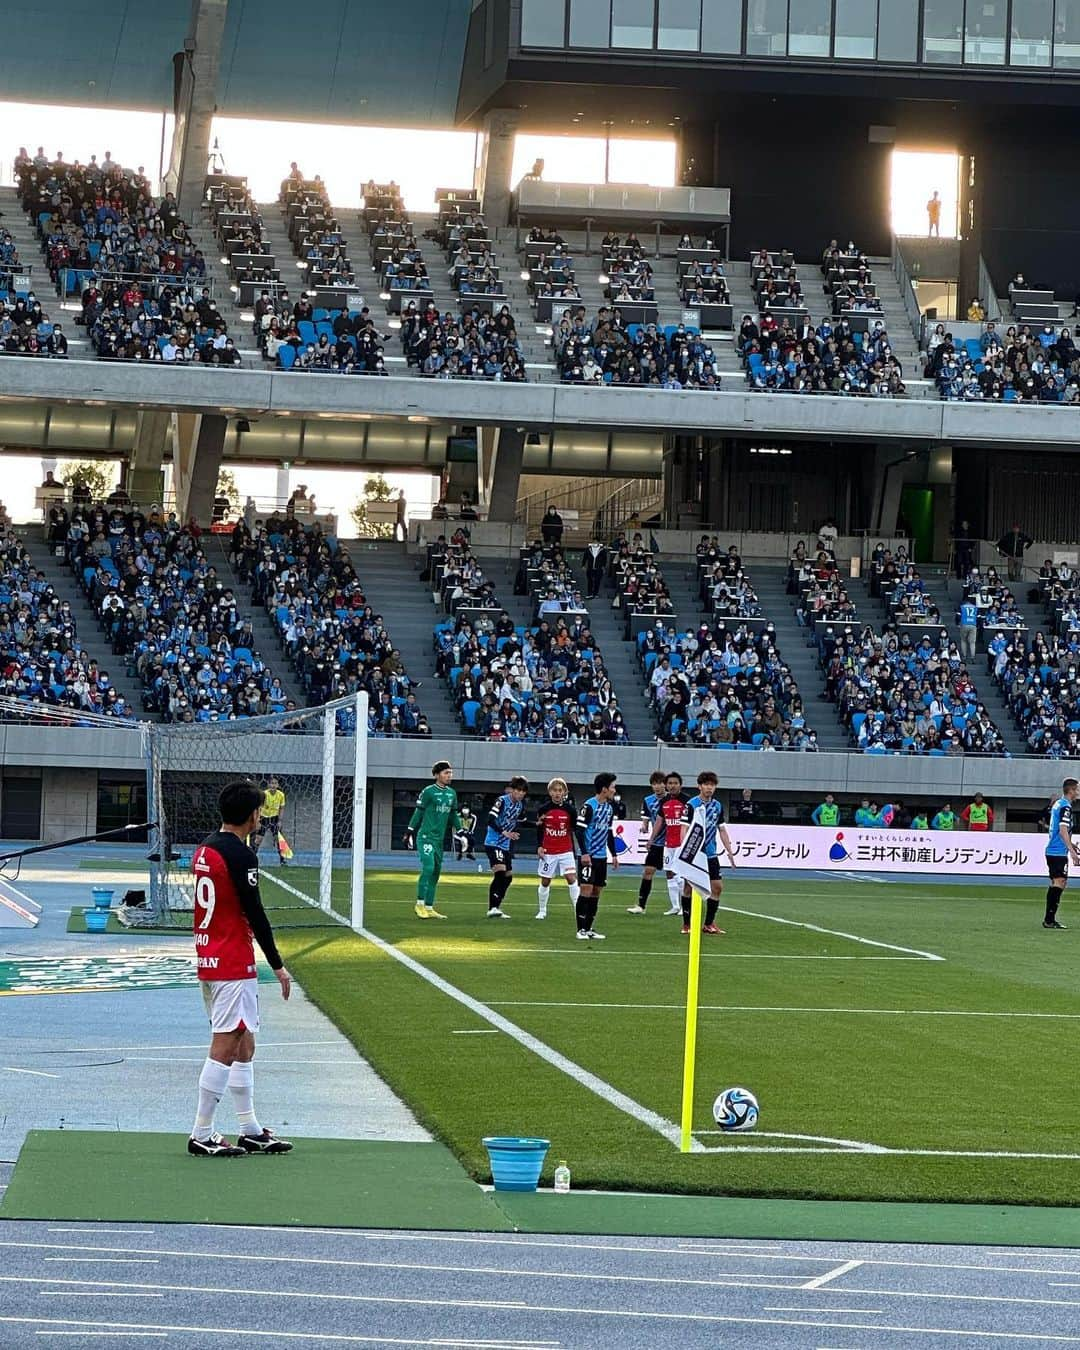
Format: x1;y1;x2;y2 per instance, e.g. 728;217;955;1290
668;806;712;895
276;831;294;862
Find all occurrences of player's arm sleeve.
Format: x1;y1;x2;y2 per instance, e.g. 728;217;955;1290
811;805;822;825
487;799;503;829
223;840;284;971
575;802;593;853
407;786;428;832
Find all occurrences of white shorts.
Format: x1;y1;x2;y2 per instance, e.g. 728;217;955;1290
538;851;577;881
202;978;260;1033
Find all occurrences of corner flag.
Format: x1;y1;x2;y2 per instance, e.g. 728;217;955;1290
669;805;711;896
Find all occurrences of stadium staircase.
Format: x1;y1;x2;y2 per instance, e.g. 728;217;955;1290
862;567;1028;757
715;562;850;752
16;526;150;716
343;541;459;737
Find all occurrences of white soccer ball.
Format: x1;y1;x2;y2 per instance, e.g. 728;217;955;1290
713;1086;759;1132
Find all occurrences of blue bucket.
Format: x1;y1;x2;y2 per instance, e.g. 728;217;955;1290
482;1136;550;1192
90;887;115;910
84;908;109;932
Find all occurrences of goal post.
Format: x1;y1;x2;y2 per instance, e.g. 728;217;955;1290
143;691;368;932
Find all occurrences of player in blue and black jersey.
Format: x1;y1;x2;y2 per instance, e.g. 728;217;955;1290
627;770;668;915
574;771;619;941
680;770;737;935
483;775;529;918
1044;777;1079;929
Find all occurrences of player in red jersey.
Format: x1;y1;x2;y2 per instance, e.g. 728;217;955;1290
188;780;293;1158
534;777;580;919
647;770;691;916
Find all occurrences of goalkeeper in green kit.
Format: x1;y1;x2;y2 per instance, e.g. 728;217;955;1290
404;760;463;920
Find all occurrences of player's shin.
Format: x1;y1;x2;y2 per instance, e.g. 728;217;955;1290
193;1058;231;1142
666;874;683;912
568;879;581;904
228;1059;262;1137
536;882;549;918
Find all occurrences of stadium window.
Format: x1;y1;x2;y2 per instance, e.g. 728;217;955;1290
1010;0;1052;64
890;148;961;238
789;0;831;55
964;0;1006;62
1054;0;1080;66
569;0;612;45
746;0;788;54
612;0;655;46
658;0;701;48
877;0;919;60
701;0;743;50
521;0;567;46
833;0;877;58
923;0;964;62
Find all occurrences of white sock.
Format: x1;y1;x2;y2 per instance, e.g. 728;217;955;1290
193;1057;231;1141
667;875;682;909
536;883;549;915
228;1059;261;1137
568;881;581;904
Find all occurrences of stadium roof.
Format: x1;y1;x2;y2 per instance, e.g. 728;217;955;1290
0;0;471;127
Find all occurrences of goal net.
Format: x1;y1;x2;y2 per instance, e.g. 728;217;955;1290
142;695;368;933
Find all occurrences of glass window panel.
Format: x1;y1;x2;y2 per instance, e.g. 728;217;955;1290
658;0;700;48
701;0;742;50
877;0;918;59
834;0;877;58
611;0;654;46
569;0;611;46
746;0;788;54
1010;0;1052;64
965;0;1006;62
521;0;566;46
924;0;964;62
789;0;831;54
1055;0;1080;66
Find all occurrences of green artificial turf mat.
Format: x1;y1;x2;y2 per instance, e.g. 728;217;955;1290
493;1190;1080;1246
0;1131;512;1231
67;907;168;935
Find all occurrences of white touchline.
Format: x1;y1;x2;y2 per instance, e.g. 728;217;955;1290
358;924;696;1151
429;948;926;961
451;1030;500;1035
2;1067;60;1079
802;1260;865;1290
716;903;946;961
697;1143;1080;1161
488;1001;1080;1020
698;1131;887;1152
766;1307;885;1314
8;1323;561;1348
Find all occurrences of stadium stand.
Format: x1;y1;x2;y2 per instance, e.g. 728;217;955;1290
235;514;431;738
927;319;1080;403
428;533;630;742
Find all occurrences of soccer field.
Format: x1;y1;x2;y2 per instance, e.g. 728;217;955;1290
269;865;1080;1207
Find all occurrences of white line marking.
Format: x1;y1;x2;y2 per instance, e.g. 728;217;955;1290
40;1292;164;1298
698;1143;1080;1161
9;1325;555;1348
698;1131;887;1152
357;924;696;1150
437;949;926;961
44;1259;160;1265
490;1001;1080;1021
48;1230;155;1235
36;1334;167;1339
802;1260;865;1290
2;1067;60;1079
9;1307;1080;1343
717;903;945;961
451;1030;500;1035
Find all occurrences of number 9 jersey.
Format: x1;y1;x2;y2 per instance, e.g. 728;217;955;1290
192;830;282;981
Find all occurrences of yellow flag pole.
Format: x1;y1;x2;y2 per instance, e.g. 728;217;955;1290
680;887;703;1152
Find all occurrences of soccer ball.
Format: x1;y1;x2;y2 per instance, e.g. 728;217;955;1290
713;1086;759;1132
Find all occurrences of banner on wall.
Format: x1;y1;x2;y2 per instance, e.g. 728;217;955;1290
609;821;1045;878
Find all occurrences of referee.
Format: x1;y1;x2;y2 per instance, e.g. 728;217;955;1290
1044;778;1079;929
256;776;287;865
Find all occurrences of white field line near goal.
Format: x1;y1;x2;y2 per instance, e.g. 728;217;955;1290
262;870;350;928
357;924;697;1151
487;1001;1080;1021
691;1130;1080;1161
716;903;945;962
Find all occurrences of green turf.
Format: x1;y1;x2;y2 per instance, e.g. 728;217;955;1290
0;1130;511;1231
272;867;1080;1209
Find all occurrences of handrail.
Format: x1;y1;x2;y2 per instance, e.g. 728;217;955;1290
516;476;658;533
979;253;1003;322
891;234;925;351
61;266;217;302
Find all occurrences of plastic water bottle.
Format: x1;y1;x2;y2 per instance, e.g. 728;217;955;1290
553;1160;571;1193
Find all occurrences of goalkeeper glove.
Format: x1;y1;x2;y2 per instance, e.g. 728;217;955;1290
403;829;415;849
